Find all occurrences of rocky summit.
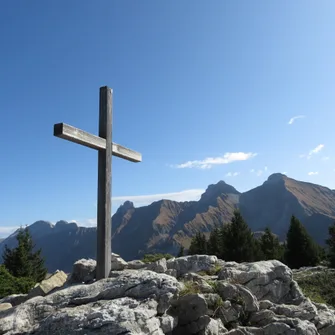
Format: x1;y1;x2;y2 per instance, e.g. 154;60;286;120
0;255;334;334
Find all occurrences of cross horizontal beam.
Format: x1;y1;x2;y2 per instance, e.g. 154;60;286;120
54;123;142;163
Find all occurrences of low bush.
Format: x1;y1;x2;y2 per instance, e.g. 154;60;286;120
0;265;35;299
141;253;174;264
294;269;335;307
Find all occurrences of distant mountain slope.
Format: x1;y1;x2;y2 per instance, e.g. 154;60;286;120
1;173;335;272
239;173;335;240
112;181;240;259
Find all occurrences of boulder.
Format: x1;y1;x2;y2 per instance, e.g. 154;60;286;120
146;258;167;273
27;270;68;299
0;256;334;334
0;294;28;307
0;270;180;334
127;259;146;270
218;260;302;304
111;253;128;271
70;258;96;284
0;303;12;312
167;255;218;277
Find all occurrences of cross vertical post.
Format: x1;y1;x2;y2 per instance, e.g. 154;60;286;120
53;86;142;280
97;86;112;280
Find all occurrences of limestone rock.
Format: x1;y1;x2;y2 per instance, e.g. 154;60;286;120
70;258;96;284
0;256;334;335
159;314;178;333
0;270;180;335
27;270;68;299
167;255;218;277
218;260;301;304
259;300;273;310
146;257;167;273
312;302;335;334
269;298;318;321
111;252;128;271
165;268;178;278
216;281;259;312
127;259;146;270
182;272;215;293
0;303;12;312
0;294;28;307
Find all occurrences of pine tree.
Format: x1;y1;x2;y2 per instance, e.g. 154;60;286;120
220;210;257;262
207;225;220;256
259;227;284;261
284;215;320;269
2;227;47;283
177;245;185;257
188;232;207;255
326;222;335;268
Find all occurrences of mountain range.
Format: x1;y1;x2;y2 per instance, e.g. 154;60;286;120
1;173;335;273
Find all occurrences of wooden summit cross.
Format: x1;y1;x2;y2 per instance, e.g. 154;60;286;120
53;86;142;280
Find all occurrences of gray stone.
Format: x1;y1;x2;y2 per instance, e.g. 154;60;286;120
70;258;96;284
159;314;178;333
167;255;218;277
0;270;180;335
146;258;167;273
127;259;146;270
27;270;68;299
165;268;178;278
111;252;128;271
259;300;273;310
0;303;12;312
0;294;28;307
216;281;259;312
218;260;302;304
172;293;208;325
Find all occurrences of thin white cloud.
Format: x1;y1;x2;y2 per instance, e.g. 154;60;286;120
113;189;205;208
0;226;20;239
173;152;257;169
225;172;240;177
300;144;325;159
308;171;319;176
70;218;97;227
322;156;330;161
288;115;305;125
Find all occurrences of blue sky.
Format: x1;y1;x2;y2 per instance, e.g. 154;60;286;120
1;1;335;237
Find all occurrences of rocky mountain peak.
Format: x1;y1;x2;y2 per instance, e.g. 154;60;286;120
265;173;287;184
115;201;135;216
54;220;78;231
200;180;240;203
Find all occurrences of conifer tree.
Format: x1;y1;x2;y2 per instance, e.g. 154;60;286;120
2;227;47;283
259;227;284;261
220;210;256;262
188;232;207;255
207;225;220;256
326;222;335;268
177;245;185;257
284;215;320;269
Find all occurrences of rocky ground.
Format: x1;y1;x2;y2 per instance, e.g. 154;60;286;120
0;254;335;334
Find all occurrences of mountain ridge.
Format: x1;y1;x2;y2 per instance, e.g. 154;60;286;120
1;173;335;272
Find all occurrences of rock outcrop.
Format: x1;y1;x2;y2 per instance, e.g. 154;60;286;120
0;255;334;334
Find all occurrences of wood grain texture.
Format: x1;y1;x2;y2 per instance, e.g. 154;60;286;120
96;86;112;280
54;123;142;162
